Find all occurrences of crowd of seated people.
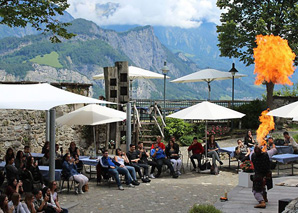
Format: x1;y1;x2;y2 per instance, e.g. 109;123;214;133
0;141;89;212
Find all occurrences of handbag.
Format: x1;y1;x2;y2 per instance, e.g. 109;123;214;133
200;162;211;170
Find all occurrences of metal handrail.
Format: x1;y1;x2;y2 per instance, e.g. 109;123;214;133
133;103;142;128
152;115;164;138
154;102;166;127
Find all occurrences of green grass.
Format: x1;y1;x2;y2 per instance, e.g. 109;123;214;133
29;51;63;68
189;204;222;213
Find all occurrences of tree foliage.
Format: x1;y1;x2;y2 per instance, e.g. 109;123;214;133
0;0;75;42
217;0;298;66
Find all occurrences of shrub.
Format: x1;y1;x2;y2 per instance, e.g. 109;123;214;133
189;204;222;213
234;99;267;130
179;135;203;146
293;134;298;142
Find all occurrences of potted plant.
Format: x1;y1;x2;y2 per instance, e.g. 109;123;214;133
238;160;254;187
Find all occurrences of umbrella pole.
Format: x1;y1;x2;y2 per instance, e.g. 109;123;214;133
93;126;96;155
205;120;208;170
207;82;211;101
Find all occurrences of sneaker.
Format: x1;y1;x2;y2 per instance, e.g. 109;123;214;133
149;174;155;179
75;188;79;195
142;178;149;183
172;174;178;178
177;171;182;175
118;186;124;190
219;161;223;165
79;190;84;194
127;183;135;188
132;180;140;186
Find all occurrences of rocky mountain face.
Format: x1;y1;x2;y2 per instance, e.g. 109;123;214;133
0;18;263;100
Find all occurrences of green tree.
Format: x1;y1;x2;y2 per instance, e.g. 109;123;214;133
217;0;298;109
0;0;75;42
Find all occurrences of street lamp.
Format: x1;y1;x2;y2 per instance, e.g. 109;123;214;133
162;61;169;122
229;63;238;129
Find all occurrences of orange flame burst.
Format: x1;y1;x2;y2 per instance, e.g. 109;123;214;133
256;109;275;151
253;35;296;85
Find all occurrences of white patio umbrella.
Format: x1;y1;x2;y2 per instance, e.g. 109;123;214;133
167;101;245;167
93;66;170;98
56;104;126;153
171;69;247;100
0;83;115;181
267;101;298;118
93;66;170;80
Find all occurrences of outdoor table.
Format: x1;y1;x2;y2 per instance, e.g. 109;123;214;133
272;154;298;176
38;165;62;181
80;156;102;179
0;161;5;170
31;153;44;158
276;146;294;154
218;147;237;168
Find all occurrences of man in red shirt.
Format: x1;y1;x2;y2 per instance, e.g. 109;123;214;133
188;137;204;171
151;136;165;151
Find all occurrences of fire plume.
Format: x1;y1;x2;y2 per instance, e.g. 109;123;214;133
256;109;275;151
253;35;296;85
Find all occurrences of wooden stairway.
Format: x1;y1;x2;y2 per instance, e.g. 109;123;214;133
138;122;158;150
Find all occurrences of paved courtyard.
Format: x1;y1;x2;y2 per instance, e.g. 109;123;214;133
59;168;238;213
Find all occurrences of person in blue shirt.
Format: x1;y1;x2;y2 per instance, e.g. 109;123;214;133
62;153;89;194
100;150;138;190
151;142;178;178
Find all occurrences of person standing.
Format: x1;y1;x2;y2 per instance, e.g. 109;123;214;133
283;131;298;154
251;145;272;209
187;137;204;171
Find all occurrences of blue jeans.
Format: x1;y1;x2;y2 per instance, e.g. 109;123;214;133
108;166;132;186
125;165;137;181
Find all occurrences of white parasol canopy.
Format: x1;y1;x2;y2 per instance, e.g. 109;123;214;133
93;66;170;80
171;69;247;100
0;83;114;110
56;104;126;126
267;101;298;119
167;101;245;168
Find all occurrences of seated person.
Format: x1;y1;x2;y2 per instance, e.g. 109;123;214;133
126;145;150;182
264;137;278;158
15;151;26;170
235;139;251;162
68;142;80;157
244;130;256;147
8;193;26;213
33;188;52;213
165;137;182;175
206;135;223;166
40;150;50;166
5;157;19;182
41;141;50;154
151;142;178;178
137;142;157;179
150;136;166;151
0;194;14;213
42;186;67;213
49;181;68;213
5;179;23;201
284;131;298;154
23;146;32;158
4;148;15;163
23;193;36;213
62;153;89;194
100;150;138;190
26;156;44;185
113;149;141;184
55;144;63;160
187;137;204;171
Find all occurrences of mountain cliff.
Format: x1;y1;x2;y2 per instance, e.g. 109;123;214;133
0;18;263;100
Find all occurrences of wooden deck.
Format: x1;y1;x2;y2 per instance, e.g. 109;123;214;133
214;176;298;213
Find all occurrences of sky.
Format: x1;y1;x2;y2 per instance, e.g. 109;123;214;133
67;0;221;28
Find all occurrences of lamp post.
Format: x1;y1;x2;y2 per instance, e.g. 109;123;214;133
162;61;169;123
229;63;238;129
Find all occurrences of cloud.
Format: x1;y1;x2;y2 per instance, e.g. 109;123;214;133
67;0;221;28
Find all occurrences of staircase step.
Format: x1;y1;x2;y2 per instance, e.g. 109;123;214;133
140;122;155;125
140;135;157;138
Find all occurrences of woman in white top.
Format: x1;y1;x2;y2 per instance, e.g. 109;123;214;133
114;148;138;183
8;193;29;213
49;182;68;213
